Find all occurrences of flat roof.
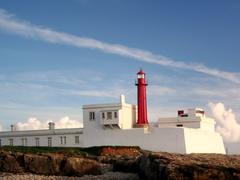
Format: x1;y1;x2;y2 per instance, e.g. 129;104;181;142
0;128;83;138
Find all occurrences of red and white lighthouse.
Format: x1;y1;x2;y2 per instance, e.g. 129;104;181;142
135;69;148;126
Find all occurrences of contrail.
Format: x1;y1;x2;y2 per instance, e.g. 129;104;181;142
0;9;239;83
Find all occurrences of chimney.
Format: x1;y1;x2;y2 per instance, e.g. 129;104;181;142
48;122;55;130
120;94;126;104
10;124;15;131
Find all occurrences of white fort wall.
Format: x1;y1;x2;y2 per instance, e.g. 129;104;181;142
82;125;225;154
183;128;226;154
0;129;83;147
83;127;186;153
0;95;226;154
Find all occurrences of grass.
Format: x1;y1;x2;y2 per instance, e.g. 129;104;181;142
0;146;140;157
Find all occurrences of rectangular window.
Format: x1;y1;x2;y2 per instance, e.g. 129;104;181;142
48;137;52;147
60;136;63;144
0;139;2;147
102;112;105;119
114;111;118;118
35;138;40;147
75;136;80;144
89;112;95;120
21;138;24;146
64;136;66;144
24;138;27;146
107;112;112;119
9;139;13;146
176;124;183;127
21;138;27;146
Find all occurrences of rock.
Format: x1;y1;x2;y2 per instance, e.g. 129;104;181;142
113;157;140;173
24;154;53;174
0;172;139;180
63;157;102;176
139;152;240;180
0;147;240;179
0;151;24;173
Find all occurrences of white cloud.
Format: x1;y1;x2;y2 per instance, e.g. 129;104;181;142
55;116;83;128
148;85;176;96
15;116;83;130
15;117;48;130
0;9;240;83
209;102;240;142
66;89;118;98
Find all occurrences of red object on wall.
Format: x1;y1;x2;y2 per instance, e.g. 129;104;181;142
135;69;148;125
178;110;184;117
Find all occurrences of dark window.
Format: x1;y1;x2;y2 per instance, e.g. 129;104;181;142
9;139;13;146
48;137;52;147
75;136;80;144
102;112;105;119
107;112;112;119
35;138;40;147
176;124;183;127
196;110;204;115
89;112;95;120
21;138;24;146
25;138;27;146
64;136;66;144
114;111;118;118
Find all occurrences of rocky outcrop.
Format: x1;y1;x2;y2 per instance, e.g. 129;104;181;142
0;151;102;176
139;152;240;180
0;147;240;180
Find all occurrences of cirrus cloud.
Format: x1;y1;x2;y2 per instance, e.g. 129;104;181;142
0;9;240;84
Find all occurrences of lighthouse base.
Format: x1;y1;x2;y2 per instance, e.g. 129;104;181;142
134;124;149;128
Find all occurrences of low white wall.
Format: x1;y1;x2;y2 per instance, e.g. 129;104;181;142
83;127;187;153
184;128;226;154
0;133;83;147
83;126;226;154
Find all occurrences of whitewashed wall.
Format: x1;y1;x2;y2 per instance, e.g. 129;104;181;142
184;128;225;154
0;129;83;147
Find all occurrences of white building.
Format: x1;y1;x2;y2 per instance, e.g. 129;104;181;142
0;95;226;154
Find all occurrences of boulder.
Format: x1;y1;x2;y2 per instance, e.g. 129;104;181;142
139;152;240;180
63;157;102;176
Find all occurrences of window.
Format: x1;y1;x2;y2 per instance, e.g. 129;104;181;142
21;138;27;146
35;138;40;147
48;137;52;147
75;136;79;144
9;139;13;146
60;136;66;144
64;136;66;144
0;139;2;147
102;112;105;119
176;124;183;127
60;136;63;144
114;111;118;118
107;112;112;119
138;74;145;79
89;112;95;120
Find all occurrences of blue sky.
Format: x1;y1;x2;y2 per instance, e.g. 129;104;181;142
0;0;240;153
